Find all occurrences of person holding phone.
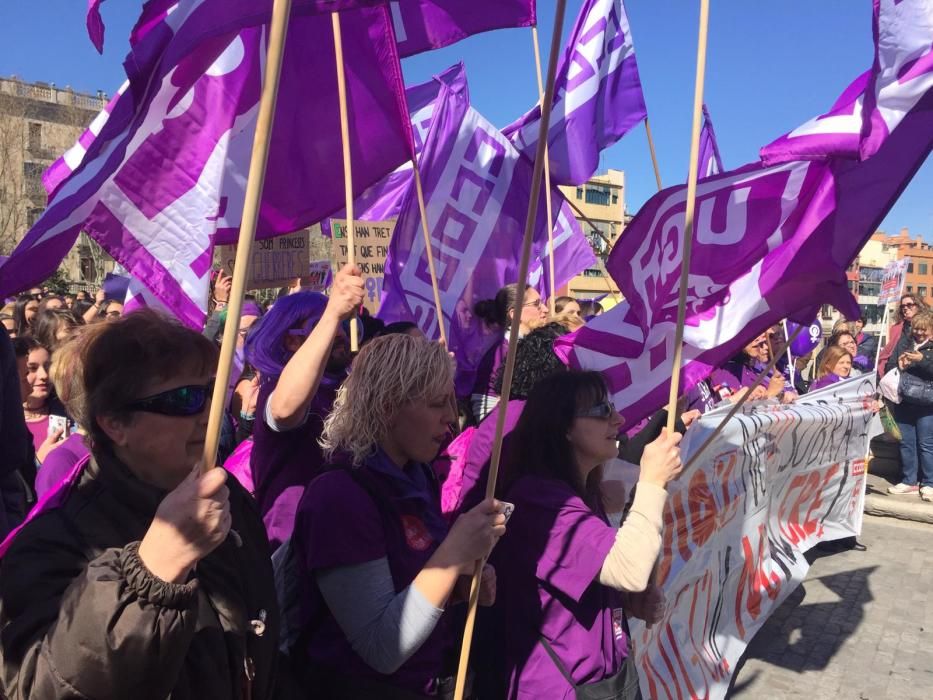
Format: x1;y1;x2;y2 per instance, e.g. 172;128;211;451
886;310;933;501
292;334;506;698
489;371;682;700
12;337;65;470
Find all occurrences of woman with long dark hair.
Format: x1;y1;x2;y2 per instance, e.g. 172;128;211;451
490;371;682;699
11;294;39;338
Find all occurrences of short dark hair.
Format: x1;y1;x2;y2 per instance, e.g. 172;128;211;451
473;284;532;327
56;310;218;451
502;371;608;500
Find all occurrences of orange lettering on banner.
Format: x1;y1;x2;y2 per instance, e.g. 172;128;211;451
735;523;781;637
688;470;717;549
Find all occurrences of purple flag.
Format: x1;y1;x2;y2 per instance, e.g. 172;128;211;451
763;0;933;165
557;92;933;429
391;0;536;57
0;1;412;329
697;104;724;179
503;0;648;185
379;64;595;390
860;0;933;159
87;0;106;53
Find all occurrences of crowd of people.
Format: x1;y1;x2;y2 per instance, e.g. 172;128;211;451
0;266;920;699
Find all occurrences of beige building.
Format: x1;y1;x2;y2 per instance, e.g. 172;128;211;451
0;76;114;286
558;169;625;300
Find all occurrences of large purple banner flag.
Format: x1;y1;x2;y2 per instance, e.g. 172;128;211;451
0;0;412;329
557;2;933;430
379;64;595;391
503;0;648;185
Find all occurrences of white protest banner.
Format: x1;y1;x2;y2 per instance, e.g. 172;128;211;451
632;375;875;699
878;257;910;305
216;229;310;289
331;218;393;314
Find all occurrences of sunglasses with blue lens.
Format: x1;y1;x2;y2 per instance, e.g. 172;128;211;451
576;400;615;419
124;379;215;417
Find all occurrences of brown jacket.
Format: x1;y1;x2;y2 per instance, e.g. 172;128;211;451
0;451;280;699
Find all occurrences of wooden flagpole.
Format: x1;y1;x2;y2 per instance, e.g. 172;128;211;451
681;323;806;474
412;163;448;346
565;198;622;305
664;0;710;434
332;12;359;352
453;2;568;697
644;117;663;192
202;0;294;471
783;320;795;386
532;26;558;316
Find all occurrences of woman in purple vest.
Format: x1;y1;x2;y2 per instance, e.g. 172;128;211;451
246;264;363;550
292;334;507;698
493;371;682;699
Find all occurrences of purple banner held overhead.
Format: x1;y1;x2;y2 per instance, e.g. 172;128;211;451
379;64;595;394
503;0;647;186
697;104;724;179
1;0;412;329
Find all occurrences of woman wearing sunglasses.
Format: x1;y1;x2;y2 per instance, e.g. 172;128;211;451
470;284;549;424
489;371;681;699
291;334;506;698
878;293;925;377
0;311;280;699
710;332;797;404
245;264;364;551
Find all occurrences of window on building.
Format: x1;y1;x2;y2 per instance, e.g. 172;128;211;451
919;286;928;298
22;162;44;180
860;282;881;297
907;285;913;292
585;186;611;206
908;262;915;273
821;304;834;320
576;187;583;200
28;123;41;152
920;263;929;275
611;194;618;204
583;268;604;278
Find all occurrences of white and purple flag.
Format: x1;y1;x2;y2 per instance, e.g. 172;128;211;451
762;0;932;165
503;0;647;185
697;104;724;178
558;36;933;428
379;64;596;390
0;0;413;329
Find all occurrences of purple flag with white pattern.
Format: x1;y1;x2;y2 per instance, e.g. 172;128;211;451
0;0;412;329
503;0;647;185
379;64;596;391
697;104;724;179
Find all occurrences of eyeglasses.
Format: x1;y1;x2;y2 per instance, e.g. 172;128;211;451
522;298;546;308
124;379;215;416
576;400;615;419
901;302;918;310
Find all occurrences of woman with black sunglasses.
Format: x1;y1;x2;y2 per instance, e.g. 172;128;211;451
485;371;681;700
878;293;926;377
0;310;280;699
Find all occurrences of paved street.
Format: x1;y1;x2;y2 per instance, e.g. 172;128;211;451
729;515;933;699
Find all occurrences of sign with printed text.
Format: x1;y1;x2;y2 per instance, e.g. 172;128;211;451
633;375;875;699
216;230;310;289
878;257;910;304
304;260;332;293
331;219;394;314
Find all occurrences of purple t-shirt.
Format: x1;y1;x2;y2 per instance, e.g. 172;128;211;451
809;372;844;392
250;374;341;550
293;454;453;695
709;358;792;397
35;433;90;499
494;476;627;700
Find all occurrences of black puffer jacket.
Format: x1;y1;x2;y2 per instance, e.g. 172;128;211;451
0;451;280;699
884;322;933;380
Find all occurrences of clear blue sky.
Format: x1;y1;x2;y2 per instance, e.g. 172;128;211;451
1;0;930;237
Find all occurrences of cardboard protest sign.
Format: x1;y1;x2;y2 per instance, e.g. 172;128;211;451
303;260;332;293
331;219;393;314
216;230;310;289
633;375;875;699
